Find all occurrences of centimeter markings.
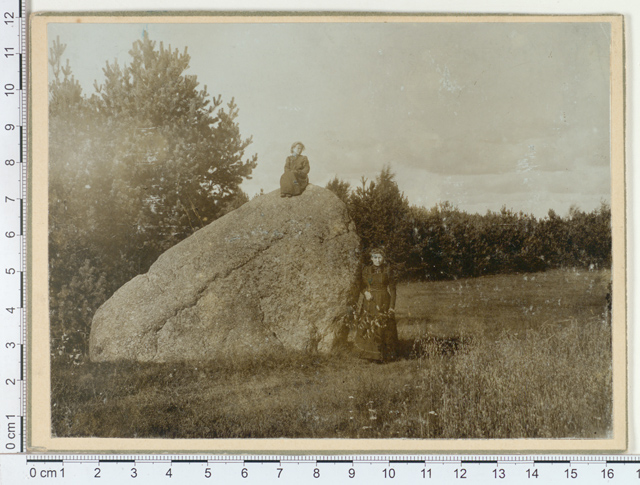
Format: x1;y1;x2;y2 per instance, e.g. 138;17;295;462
1;454;640;483
18;0;26;454
0;0;26;456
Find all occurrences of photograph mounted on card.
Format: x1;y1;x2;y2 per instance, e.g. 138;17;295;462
28;13;626;452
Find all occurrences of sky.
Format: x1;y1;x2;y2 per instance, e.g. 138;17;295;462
48;20;612;218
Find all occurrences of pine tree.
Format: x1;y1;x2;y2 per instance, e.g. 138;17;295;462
348;166;412;272
325;176;351;203
48;33;258;360
91;32;257;270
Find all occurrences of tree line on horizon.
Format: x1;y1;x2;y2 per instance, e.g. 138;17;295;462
326;168;611;281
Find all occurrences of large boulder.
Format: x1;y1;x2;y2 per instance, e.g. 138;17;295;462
89;185;360;362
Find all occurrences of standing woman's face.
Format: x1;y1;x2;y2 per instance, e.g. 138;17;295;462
292;144;303;156
371;254;384;267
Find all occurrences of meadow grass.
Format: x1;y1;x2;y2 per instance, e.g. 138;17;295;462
51;268;612;439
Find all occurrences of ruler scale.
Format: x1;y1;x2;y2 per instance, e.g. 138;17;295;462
0;0;26;460
1;454;640;483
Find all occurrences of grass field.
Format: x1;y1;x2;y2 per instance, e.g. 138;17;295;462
51;268;612;439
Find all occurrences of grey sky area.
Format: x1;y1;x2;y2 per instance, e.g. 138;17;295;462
49;20;611;217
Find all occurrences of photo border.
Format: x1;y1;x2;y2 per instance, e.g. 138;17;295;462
29;12;627;453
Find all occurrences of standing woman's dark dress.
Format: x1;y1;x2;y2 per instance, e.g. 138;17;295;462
280;154;310;196
354;264;399;361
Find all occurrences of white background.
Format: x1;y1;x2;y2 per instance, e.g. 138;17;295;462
27;0;639;454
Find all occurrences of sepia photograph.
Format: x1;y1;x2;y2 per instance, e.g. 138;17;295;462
29;14;626;452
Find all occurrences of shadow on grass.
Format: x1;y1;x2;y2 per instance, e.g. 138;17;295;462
396;335;474;360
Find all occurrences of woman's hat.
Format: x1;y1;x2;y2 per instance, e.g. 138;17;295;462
369;247;386;259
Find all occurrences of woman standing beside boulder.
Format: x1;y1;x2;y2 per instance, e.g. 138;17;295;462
353;248;399;362
280;142;310;197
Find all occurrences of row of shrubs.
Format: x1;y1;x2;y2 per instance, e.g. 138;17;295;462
327;168;611;280
402;202;611;280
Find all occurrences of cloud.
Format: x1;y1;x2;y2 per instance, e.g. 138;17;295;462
51;21;613;217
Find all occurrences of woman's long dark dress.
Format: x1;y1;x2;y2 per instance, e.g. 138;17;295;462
353;264;399;361
280;154;310;196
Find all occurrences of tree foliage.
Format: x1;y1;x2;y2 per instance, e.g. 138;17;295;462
325;176;351;204
339;167;611;281
89;33;257;267
347;167;413;268
402;200;611;280
49;33;257;363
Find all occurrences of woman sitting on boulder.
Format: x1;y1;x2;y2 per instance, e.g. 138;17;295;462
280;141;310;197
353;248;399;362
